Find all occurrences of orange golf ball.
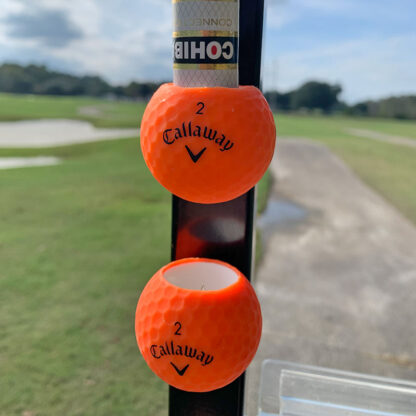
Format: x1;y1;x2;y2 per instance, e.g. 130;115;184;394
140;83;276;204
135;258;262;392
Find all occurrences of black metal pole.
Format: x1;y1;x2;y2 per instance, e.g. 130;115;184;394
169;0;265;415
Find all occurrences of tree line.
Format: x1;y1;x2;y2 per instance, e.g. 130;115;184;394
0;63;162;99
265;81;416;120
345;96;416;120
1;63;415;120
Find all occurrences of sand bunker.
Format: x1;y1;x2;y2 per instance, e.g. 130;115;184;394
0;156;61;169
0;119;138;148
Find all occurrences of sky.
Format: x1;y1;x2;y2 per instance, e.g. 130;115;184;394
0;0;415;103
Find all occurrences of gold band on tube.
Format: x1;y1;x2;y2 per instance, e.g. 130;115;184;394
173;63;238;70
173;31;238;38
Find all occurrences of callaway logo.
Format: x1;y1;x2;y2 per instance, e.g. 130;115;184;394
163;121;234;153
150;341;214;367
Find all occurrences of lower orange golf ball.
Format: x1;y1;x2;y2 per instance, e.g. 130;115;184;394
140;83;276;204
135;258;262;392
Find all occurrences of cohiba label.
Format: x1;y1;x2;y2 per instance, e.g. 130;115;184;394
174;37;237;65
173;0;239;87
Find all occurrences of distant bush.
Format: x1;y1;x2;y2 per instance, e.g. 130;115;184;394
264;91;292;111
123;81;160;99
265;81;342;113
291;81;342;112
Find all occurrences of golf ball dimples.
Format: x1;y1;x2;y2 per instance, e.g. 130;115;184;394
140;83;276;204
135;258;262;392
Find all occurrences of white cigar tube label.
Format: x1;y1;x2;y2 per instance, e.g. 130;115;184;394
173;0;239;88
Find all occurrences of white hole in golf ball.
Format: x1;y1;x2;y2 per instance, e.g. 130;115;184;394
164;262;238;291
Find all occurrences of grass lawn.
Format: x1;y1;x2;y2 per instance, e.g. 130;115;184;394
0;94;415;415
0;93;146;128
0;139;172;415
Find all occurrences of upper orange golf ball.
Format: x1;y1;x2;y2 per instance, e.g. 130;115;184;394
140;83;276;204
135;258;262;392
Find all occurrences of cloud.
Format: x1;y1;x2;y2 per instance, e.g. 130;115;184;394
266;0;353;30
263;34;416;103
266;6;297;30
295;0;352;13
5;6;83;48
0;0;173;83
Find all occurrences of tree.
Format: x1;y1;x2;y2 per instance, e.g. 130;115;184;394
264;91;292;111
290;81;342;112
123;81;159;99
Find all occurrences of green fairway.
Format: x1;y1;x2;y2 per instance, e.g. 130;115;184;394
275;114;416;141
0;93;146;128
0;94;415;414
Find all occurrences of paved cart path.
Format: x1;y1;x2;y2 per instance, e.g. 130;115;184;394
246;139;416;415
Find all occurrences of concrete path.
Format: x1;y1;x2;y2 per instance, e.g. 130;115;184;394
0;119;138;148
346;128;416;148
246;139;416;415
